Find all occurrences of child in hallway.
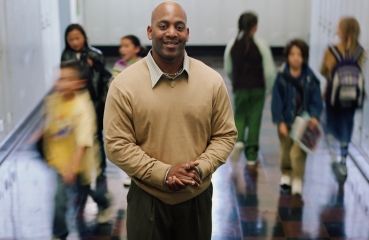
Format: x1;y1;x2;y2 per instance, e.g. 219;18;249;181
224;12;275;166
43;61;113;240
320;17;365;176
111;35;146;187
61;24;111;180
271;39;323;195
111;35;146;79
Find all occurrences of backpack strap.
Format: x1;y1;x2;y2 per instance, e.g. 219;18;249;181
328;45;343;62
353;45;364;61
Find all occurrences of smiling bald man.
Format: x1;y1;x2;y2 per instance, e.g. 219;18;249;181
104;1;237;239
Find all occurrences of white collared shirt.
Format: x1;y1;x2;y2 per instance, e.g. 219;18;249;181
146;50;190;88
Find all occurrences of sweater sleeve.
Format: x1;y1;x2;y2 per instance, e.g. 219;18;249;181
224;39;235;82
196;80;237;179
255;38;276;93
103;83;171;189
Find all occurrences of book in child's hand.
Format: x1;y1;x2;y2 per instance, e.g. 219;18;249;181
290;112;321;154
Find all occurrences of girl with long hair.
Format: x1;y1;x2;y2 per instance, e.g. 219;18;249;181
321;17;365;176
224;12;275;165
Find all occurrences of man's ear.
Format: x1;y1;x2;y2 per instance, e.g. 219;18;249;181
186;28;190;42
147;26;153;40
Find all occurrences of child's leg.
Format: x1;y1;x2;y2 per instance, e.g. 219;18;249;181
88;185;113;223
230;89;249;162
52;174;69;239
95;101;107;178
339;109;355;162
245;88;265;160
325;106;342;140
233;89;249;143
278;130;294;177
290;142;307;180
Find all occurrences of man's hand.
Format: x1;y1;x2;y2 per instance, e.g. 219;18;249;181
278;122;289;137
166;161;202;192
166;176;186;191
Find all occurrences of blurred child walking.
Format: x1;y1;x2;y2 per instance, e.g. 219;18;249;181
320;17;365;176
61;24;111;180
111;35;146;79
224;12;275;165
271;39;323;195
43;61;112;240
110;34;146;187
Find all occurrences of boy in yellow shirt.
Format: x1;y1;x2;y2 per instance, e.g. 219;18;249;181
42;60;112;240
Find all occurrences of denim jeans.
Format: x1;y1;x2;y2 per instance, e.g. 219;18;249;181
52;174;109;238
325;106;355;156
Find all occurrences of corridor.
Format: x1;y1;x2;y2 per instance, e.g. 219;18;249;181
0;57;369;239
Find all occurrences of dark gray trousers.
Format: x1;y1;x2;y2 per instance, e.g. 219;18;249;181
127;181;213;240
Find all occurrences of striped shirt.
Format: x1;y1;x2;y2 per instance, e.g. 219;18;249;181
146;50;190;88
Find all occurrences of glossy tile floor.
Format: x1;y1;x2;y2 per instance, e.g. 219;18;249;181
1;57;369;240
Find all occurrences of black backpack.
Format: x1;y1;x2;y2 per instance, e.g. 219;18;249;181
326;45;364;109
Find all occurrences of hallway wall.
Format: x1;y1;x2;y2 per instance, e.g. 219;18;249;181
308;0;369;157
83;0;311;47
0;0;61;143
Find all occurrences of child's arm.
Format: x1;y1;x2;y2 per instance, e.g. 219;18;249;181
63;146;86;184
224;39;234;82
278;122;289;137
271;75;285;124
308;75;324;128
63;94;96;184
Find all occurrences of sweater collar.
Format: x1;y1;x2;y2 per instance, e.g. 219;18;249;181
146;50;190;88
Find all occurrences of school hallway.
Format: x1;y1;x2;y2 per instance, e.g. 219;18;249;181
0;57;369;240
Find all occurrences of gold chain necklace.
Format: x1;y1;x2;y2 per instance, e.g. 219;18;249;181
163;68;184;80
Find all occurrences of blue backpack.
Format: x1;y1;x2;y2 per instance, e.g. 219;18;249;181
327;45;364;109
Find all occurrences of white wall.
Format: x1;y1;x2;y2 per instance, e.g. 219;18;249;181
83;0;311;47
0;0;61;144
309;0;369;155
70;0;84;25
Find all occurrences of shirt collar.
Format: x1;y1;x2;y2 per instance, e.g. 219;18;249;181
146;50;190;88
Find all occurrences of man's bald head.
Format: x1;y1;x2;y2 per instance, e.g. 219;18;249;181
151;1;187;25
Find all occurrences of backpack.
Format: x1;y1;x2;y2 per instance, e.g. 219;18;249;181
327;45;364;109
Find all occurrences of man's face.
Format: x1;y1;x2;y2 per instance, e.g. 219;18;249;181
147;4;189;61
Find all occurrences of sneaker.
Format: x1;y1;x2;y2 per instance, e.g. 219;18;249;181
123;177;131;187
291;178;302;196
230;142;244;162
247;158;259;166
97;194;114;224
337;162;348;176
280;174;291;187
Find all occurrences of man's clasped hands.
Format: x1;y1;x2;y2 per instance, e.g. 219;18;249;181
166;161;202;192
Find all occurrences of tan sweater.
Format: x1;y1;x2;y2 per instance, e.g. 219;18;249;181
104;57;237;205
